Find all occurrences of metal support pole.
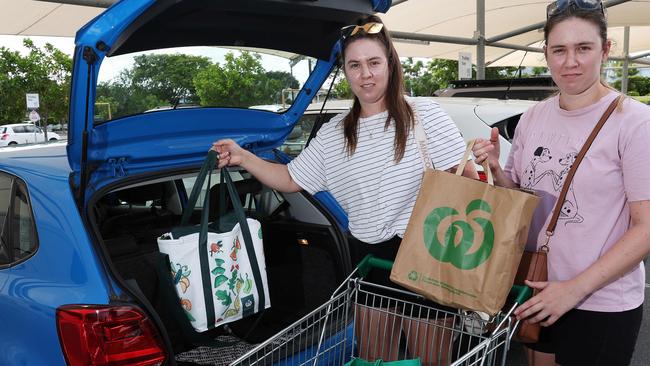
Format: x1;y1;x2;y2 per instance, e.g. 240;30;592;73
621;26;630;94
390;31;476;46
487;0;631;43
630;50;650;60
610;56;650;66
476;0;486;79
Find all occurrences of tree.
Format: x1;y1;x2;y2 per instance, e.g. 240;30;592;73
193;51;294;107
402;58;442;96
95;75;165;122
531;66;549;76
613;75;650;96
0;39;71;124
261;70;300;104
130;54;211;106
331;73;352;99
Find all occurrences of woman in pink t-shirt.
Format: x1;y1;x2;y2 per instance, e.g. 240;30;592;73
473;1;650;365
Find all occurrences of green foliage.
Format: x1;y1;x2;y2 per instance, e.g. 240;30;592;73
402;58;446;96
96;75;165;121
424;59;460;93
0;39;72;124
484;66;523;79
329;58;542;99
95;53;211;120
265;70;300;103
631;95;650;105
612;75;650;97
331;76;352;99
611;61;640;78
194;52;298;107
130;53;211;106
531;67;549;76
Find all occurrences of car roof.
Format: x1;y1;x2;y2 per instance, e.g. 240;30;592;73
0;142;70;178
3;123;36;127
305;96;537;124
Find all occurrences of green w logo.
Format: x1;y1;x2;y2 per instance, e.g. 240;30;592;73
423;199;494;270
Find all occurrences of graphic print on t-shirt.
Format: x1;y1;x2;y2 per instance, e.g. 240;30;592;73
521;146;553;189
523;148;583;226
551;152;584;225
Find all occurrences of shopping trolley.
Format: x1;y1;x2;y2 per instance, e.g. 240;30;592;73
231;255;532;366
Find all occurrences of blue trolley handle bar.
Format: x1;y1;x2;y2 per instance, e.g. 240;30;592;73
355;254;533;304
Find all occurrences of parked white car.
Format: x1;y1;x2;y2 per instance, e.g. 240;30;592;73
280;97;538;169
0;123;61;146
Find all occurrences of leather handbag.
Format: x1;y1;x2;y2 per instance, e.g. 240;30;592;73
514;95;622;343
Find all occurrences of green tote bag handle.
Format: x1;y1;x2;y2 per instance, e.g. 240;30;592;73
179;150;266;330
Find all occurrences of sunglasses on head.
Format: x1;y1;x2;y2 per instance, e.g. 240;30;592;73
340;22;384;42
546;0;605;19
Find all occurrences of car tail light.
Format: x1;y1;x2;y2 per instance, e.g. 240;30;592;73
1;134;7;140
57;305;166;366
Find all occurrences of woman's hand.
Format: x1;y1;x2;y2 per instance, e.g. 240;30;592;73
472;127;500;169
513;279;587;327
211;139;249;169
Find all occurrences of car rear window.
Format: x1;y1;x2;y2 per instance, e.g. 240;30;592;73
0;174;38;266
95;46;311;122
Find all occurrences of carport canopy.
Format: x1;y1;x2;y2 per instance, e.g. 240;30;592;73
2;0;650;87
380;0;650;70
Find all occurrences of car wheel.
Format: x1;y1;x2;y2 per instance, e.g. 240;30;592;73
49;138;58;141
8;142;17;145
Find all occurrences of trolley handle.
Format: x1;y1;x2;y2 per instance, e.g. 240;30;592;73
511;284;533;305
356;255;534;305
356;254;392;277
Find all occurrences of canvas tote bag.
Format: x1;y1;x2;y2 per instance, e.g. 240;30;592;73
390;142;540;315
158;150;270;332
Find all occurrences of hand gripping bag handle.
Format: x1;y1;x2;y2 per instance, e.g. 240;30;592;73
179;150;266;329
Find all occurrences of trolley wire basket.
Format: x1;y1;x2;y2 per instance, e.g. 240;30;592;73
231;255;531;366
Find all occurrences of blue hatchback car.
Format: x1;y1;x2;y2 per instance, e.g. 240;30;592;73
0;0;393;365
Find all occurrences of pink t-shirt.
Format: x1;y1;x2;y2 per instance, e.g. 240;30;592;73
505;91;650;312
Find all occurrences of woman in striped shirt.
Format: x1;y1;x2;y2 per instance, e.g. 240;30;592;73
213;15;477;364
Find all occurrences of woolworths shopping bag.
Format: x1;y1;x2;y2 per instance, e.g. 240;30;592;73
390;142;540;315
158;151;270;332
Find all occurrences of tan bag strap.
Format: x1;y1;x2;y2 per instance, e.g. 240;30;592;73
413;109;435;171
457;139;493;185
542;95;622;250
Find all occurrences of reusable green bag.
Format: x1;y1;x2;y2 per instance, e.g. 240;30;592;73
344;358;421;366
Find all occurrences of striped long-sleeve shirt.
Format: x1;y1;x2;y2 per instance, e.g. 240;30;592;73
287;97;466;243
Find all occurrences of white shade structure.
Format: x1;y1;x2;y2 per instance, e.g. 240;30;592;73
0;0;103;37
1;0;649;87
380;0;650;71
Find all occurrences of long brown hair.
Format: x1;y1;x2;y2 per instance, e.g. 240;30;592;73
340;15;413;162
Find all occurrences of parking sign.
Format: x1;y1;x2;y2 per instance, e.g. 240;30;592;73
26;93;40;110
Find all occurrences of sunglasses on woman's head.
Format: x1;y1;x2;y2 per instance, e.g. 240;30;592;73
340;22;384;42
546;0;605;19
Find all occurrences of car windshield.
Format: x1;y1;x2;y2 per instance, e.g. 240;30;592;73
95;46;314;122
